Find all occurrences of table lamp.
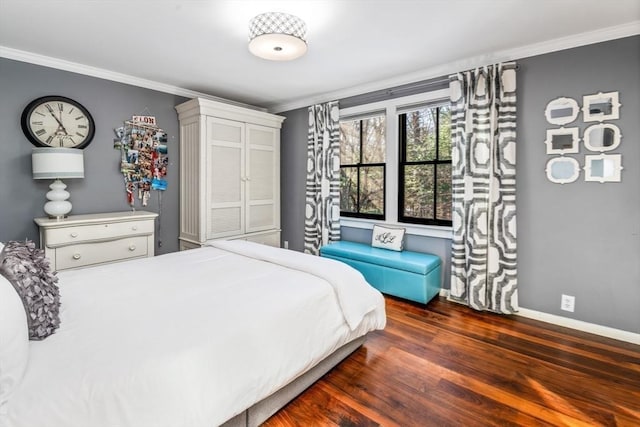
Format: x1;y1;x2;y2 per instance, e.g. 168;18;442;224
32;148;84;219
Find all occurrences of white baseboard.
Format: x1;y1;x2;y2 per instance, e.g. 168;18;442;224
516;308;640;345
437;289;639;345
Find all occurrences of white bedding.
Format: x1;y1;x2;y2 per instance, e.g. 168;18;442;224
2;242;386;427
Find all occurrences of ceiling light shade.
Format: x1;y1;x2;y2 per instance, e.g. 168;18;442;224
248;12;307;61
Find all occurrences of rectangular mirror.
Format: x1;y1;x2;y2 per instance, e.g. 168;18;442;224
582;91;621;122
544;127;579;154
584;154;623;183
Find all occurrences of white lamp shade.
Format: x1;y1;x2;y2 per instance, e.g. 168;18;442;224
32;148;84;180
248;12;307;61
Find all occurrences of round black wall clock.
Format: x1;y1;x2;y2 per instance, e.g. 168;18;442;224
21;95;95;149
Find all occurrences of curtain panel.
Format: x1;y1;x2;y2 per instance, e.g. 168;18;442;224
449;63;518;314
304;101;341;255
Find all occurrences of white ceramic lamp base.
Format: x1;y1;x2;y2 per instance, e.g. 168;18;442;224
44;179;73;219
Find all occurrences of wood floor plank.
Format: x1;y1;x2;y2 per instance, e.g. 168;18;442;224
262;296;640;426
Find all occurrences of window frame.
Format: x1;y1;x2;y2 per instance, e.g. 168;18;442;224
338;89;452;239
398;103;453;227
339;114;386;220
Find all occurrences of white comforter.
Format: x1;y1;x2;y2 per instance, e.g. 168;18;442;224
3;242;386;427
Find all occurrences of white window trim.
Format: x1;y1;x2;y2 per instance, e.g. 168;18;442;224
340;217;453;239
339;88;452;240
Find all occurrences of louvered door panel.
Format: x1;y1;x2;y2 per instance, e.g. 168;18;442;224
206;118;245;239
246;124;279;234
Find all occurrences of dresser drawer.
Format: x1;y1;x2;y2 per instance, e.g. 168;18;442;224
44;220;154;247
54;236;149;270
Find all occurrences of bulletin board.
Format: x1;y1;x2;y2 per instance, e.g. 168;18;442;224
114;115;168;207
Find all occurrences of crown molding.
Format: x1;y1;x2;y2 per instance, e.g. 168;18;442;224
0;46;265;111
2;20;638;114
268;20;640;113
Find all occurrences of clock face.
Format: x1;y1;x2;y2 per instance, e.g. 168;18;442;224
21;96;95;149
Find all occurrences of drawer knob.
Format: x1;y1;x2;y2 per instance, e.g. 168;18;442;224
132;226;138;231
128;245;136;251
70;232;78;238
72;253;81;260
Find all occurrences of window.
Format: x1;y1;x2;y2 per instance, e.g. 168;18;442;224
338;88;452;237
399;104;452;226
339;115;386;219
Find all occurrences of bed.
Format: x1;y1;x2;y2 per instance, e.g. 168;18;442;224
0;239;386;427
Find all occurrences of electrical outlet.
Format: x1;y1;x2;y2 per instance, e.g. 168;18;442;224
283;240;289;249
561;294;575;312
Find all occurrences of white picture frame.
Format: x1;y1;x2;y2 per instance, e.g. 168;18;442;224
544;127;580;155
544;97;579;126
545;156;580;184
584;154;623;183
582;91;621;122
583;123;622;152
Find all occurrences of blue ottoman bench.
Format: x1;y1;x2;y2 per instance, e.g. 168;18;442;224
319;241;441;304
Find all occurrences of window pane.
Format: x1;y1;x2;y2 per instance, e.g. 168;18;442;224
339;121;360;165
403;164;434;219
359;166;384;215
438;106;452;160
362;116;386;163
340;167;358;213
436;163;452;221
405;108;436;162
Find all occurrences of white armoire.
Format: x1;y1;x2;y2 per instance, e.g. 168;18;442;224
175;98;285;250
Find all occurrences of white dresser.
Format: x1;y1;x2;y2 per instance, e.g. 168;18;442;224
35;211;158;271
175;98;285;250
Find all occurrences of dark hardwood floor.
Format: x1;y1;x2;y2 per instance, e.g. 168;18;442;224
263;296;640;426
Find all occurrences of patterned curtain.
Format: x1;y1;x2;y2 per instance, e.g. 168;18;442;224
449;63;518;314
304;101;341;255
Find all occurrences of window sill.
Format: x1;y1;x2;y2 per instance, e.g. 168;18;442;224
340;217;452;240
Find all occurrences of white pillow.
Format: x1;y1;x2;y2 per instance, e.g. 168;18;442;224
371;224;406;251
0;273;29;409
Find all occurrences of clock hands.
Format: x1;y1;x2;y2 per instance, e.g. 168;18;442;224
44;103;73;146
45;104;69;135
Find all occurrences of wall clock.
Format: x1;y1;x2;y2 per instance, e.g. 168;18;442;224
21;95;95;149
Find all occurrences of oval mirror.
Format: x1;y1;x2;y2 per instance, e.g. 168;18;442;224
584;123;621;152
546;156;580;184
545;97;579;125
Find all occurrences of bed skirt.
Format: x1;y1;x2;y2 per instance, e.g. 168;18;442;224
221;336;366;427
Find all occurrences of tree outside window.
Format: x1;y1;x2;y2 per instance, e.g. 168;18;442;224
399;105;452;226
339;115;386;219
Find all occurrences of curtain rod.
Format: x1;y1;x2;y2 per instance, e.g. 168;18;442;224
340;63;521;109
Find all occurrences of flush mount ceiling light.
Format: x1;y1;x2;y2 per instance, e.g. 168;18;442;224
248;12;307;61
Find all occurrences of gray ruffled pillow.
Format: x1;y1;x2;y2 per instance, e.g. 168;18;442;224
0;240;61;340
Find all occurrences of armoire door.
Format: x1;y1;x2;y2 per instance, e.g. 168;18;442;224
245;124;280;234
206;117;245;239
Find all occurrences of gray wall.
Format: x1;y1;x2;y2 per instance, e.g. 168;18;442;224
0;58;188;254
280;107;308;251
280;35;639;334
517;36;639;333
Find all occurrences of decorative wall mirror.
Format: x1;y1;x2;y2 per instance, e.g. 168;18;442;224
546;157;580;184
544;97;579;125
544;127;580;154
584;123;621;152
584;154;623;183
582;91;621;122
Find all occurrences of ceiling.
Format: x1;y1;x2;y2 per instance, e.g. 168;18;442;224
1;0;639;112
